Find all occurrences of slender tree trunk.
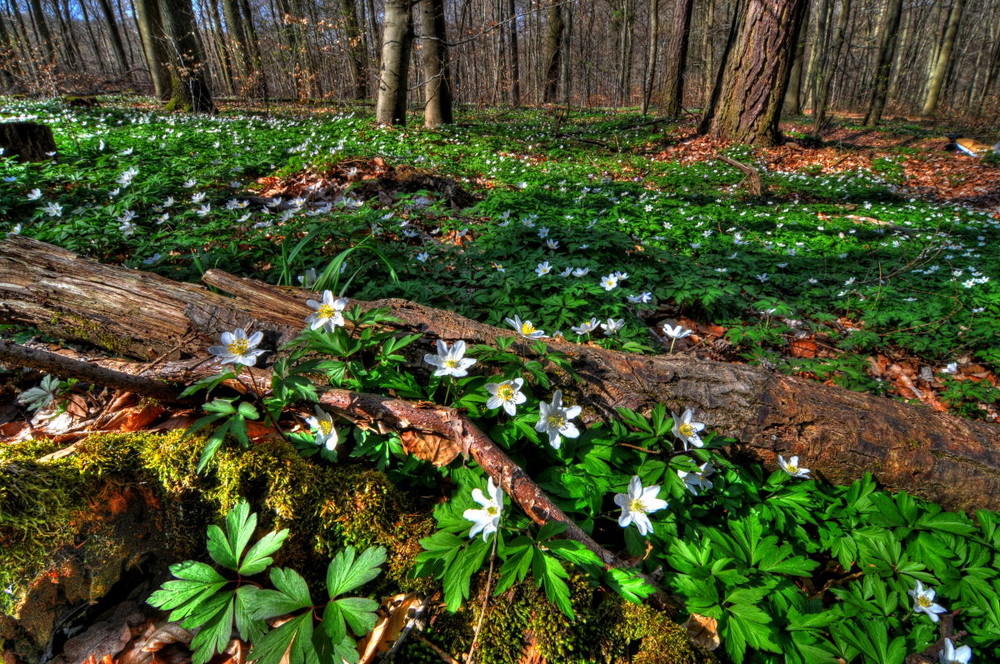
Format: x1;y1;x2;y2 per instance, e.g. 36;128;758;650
133;0;170;99
54;0;82;68
542;0;563;104
640;0;658;114
96;0;130;74
0;14;17;89
338;0;367;99
158;0;216;112
660;0;693;117
375;0;413;125
204;0;235;94
222;0;251;86
417;0;452;127
783;3;810;116
812;0;851;136
699;0;716;106
27;0;55;64
507;0;519;105
77;0;108;76
863;0;903;126
922;0;965;115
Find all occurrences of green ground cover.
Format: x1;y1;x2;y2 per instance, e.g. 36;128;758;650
2;98;999;664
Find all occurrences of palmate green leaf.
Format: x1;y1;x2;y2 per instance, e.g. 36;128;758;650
185;591;236;664
322;597;379;644
234;585;267;643
326;546;386;598
239;527;290;576
249;568;314;620
531;548;574;619
442;539;490;612
605;568;656;604
494;537;533;596
247;612;317;664
148;579;227;618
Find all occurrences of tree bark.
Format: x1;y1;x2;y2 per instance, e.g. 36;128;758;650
702;0;808;146
417;0;453;128
338;0;368;99
375;0;414;125
2;236;1000;514
863;0;903;127
921;0;965;116
659;0;693;117
158;0;216;112
542;0;563;104
811;0;852;137
133;0;171;99
0;121;57;161
96;0;131;75
640;0;658;115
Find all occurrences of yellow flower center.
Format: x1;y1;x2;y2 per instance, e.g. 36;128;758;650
318;420;333;435
318;304;337;319
521;322;536;335
629;498;647;514
917;595;932;608
486;505;498;516
496;384;515;401
445;359;459;368
227;339;250;355
547;414;566;429
679;423;695;437
786;463;798;473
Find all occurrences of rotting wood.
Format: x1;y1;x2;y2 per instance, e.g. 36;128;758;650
2;235;1000;512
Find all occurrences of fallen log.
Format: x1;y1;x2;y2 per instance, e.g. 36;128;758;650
1;235;999;512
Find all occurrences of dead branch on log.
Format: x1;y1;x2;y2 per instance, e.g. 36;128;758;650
2;235;1000;512
318;388;677;612
717;155;765;197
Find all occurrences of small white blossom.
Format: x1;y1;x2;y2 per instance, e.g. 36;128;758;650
424;340;477;378
506;315;546;340
614;476;668;536
305;406;339;451
535;261;553;276
938;638;972;664
208;328;266;367
671;408;706;449
909;580;947;623
41;202;63;217
536;390;581;449
778;454;811;479
600;318;625;335
662;324;692;340
485;378;526;416
571;318;600;335
627;292;653;304
463;478;504;541
600;274;619;291
416;251;429;262
27;188;42;200
305;290;349;332
677;463;715;496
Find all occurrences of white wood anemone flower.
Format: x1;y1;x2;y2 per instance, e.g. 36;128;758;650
424;339;477;378
536;390;582;449
485;378;527;416
909;580;948;623
305;405;339;451
209;328;266;367
463;478;504;541
939;638;972;664
505;315;546;340
614;476;668;536
305;290;349;332
671;408;706;449
677;462;716;496
778;454;812;479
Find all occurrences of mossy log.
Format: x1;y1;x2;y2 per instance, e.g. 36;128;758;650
1;235;999;512
0;122;57;162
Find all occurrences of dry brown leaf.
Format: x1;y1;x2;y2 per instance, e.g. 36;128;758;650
358;594;423;664
103;403;167;432
400;429;461;466
683;613;720;651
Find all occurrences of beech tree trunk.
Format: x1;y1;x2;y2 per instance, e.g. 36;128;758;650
134;0;171;99
375;0;414;125
1;236;1000;514
659;0;693;117
158;0;216;112
702;0;808;146
921;0;965;116
417;0;453;128
863;0;903;126
542;0;564;104
339;0;368;99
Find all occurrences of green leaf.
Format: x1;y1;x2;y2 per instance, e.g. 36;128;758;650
326;546;386;598
334;596;379;636
186;592;236;664
531;549;574;619
239;528;290;576
249;568;314;620
605;568;656;604
248;612;316;664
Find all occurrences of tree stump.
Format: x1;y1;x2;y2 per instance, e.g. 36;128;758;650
0;122;57;162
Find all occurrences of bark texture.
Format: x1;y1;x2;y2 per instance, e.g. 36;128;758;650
1;236;1000;513
659;0;692;117
542;0;564;104
863;0;903;126
0;121;57;162
703;0;808;146
375;0;414;125
158;0;216;113
921;0;965;116
417;0;453;128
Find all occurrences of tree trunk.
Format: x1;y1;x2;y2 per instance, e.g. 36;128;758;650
921;0;965;116
338;0;368;99
659;0;693;117
2;235;1000;514
96;0;131;75
507;0;520;106
0;121;57;161
158;0;215;112
542;0;563;104
133;0;171;99
783;5;809;117
375;0;414;125
702;0;808;146
640;0;658;114
417;0;453;128
812;0;852;137
863;0;903;127
26;0;55;64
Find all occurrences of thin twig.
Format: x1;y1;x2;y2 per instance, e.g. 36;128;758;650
466;535;498;664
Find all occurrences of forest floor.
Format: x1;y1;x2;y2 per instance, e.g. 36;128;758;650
1;98;999;664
